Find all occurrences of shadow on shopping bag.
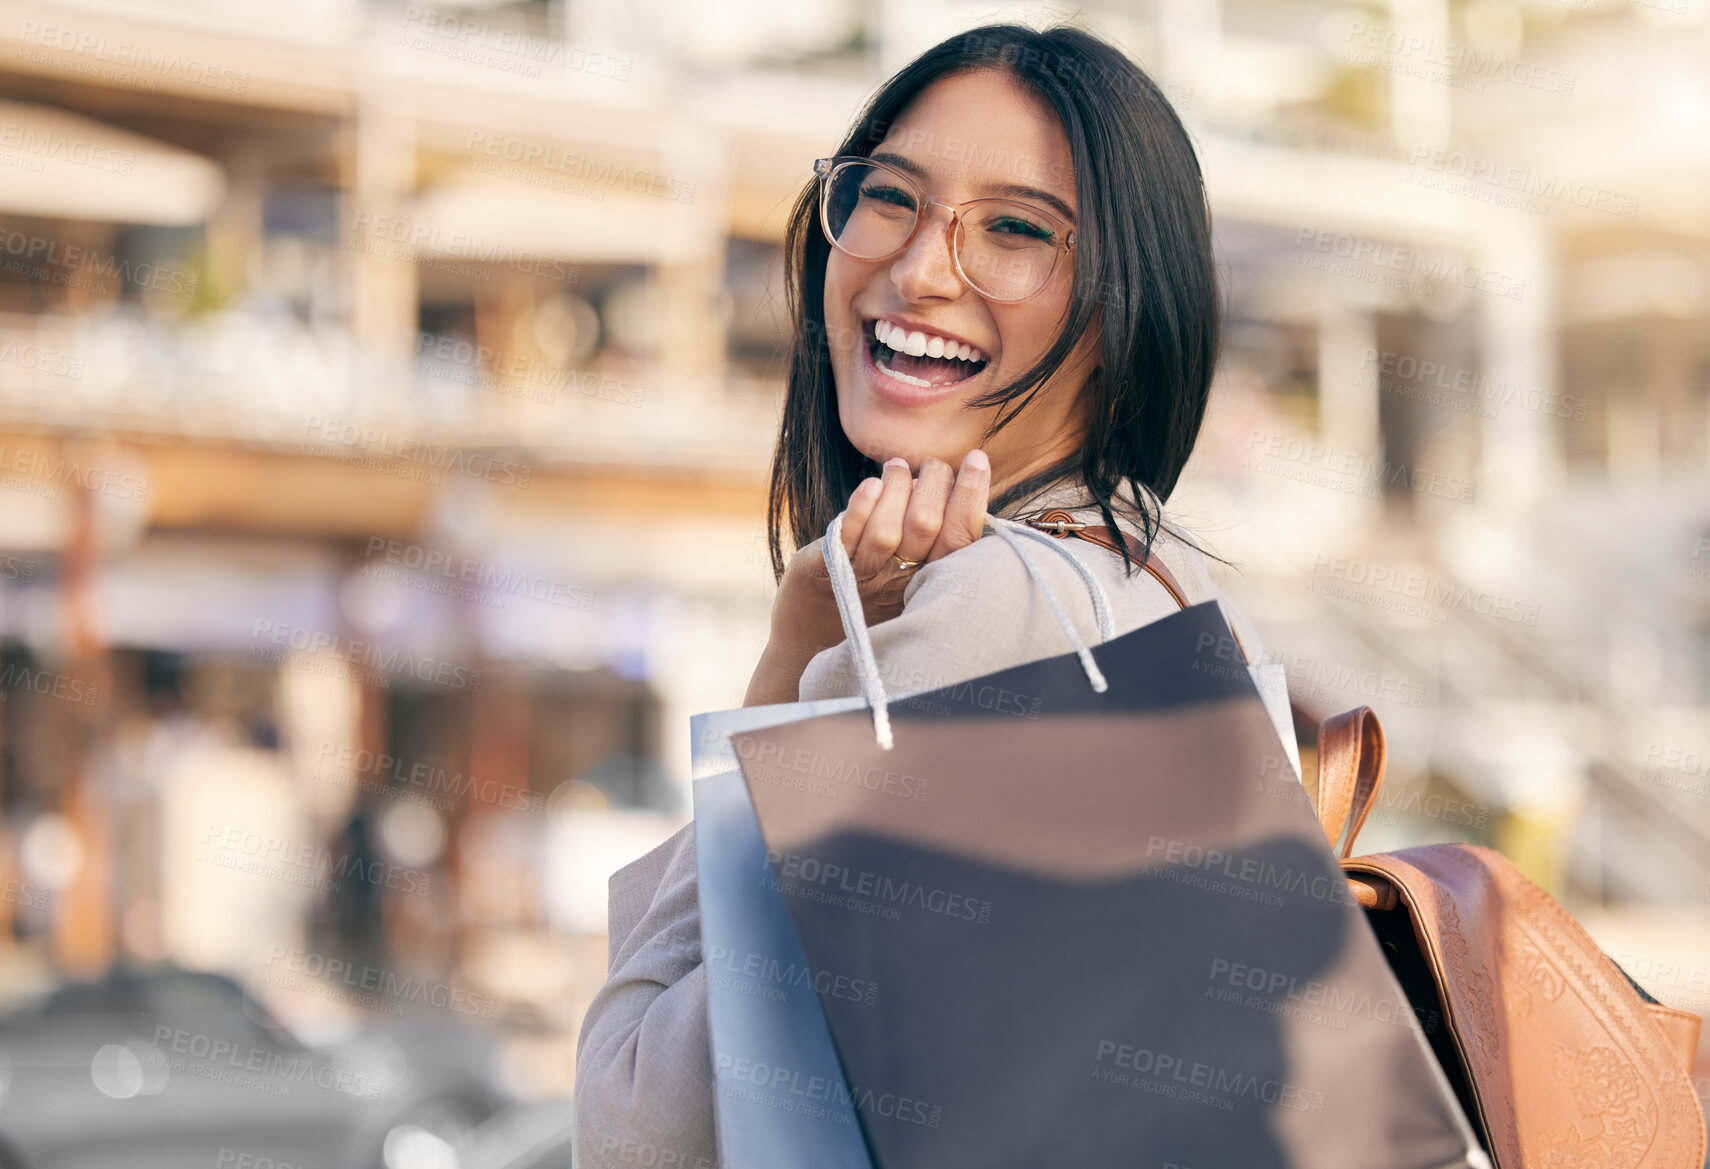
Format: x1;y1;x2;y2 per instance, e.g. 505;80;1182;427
765;825;1374;1168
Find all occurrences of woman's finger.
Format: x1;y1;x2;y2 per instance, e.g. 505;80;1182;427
852;457;914;578
928;448;990;561
896;457;953;566
839;476;883;557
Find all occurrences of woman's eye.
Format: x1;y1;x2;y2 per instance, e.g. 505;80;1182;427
990;217;1054;242
859;183;916;211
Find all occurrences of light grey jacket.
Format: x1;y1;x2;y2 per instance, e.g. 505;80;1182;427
571;481;1271;1168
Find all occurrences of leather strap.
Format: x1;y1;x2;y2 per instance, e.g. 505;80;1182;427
1642;1001;1705;1077
1030;507;1251;665
1316;706;1386;859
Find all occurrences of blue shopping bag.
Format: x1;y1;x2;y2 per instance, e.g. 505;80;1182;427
693;699;876;1169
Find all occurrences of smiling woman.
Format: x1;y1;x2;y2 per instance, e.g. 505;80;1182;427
770;25;1222;582
572;22;1266;1169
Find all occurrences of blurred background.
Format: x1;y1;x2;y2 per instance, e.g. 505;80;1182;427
0;0;1706;1163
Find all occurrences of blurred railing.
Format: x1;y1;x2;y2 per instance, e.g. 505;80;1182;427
0;310;780;470
1281;519;1710;904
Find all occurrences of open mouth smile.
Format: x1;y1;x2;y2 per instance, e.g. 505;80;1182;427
863;317;990;392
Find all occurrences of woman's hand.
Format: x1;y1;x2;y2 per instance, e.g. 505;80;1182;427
743;449;991;707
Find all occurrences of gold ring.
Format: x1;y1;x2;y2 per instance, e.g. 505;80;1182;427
890;554;923;572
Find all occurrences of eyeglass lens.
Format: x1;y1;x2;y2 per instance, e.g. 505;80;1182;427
823;161;1063;301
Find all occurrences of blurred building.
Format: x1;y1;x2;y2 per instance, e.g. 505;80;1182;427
0;0;1705;1102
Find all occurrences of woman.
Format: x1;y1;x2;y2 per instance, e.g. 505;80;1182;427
573;23;1272;1167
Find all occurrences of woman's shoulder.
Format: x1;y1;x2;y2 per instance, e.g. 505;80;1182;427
799;530;1099;701
798;478;1273;702
1004;477;1272;665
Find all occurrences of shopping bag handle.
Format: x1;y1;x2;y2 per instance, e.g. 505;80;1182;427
822;510;1115;750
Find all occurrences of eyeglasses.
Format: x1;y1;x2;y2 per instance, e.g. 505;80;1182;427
814;155;1076;303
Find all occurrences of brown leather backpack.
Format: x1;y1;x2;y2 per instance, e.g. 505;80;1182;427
1316;705;1707;1169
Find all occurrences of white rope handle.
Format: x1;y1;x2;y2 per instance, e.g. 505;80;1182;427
821;512;1114;750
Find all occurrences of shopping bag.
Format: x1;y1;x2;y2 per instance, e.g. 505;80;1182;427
692;700;877;1169
726;515;1489;1169
693;519;1302;1168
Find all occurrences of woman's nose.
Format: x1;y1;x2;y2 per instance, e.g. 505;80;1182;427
887;202;966;301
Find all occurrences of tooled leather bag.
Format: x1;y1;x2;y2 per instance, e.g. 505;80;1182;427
1032;509;1709;1169
1314;706;1706;1169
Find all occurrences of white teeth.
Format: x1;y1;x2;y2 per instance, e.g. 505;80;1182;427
878;357;933;388
871;320;986;365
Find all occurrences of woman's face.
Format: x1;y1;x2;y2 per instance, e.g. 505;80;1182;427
823;69;1101;492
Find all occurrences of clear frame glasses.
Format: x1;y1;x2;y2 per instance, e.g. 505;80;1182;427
814;155;1076;303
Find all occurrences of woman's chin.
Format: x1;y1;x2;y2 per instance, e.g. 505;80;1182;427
837;358;973;466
